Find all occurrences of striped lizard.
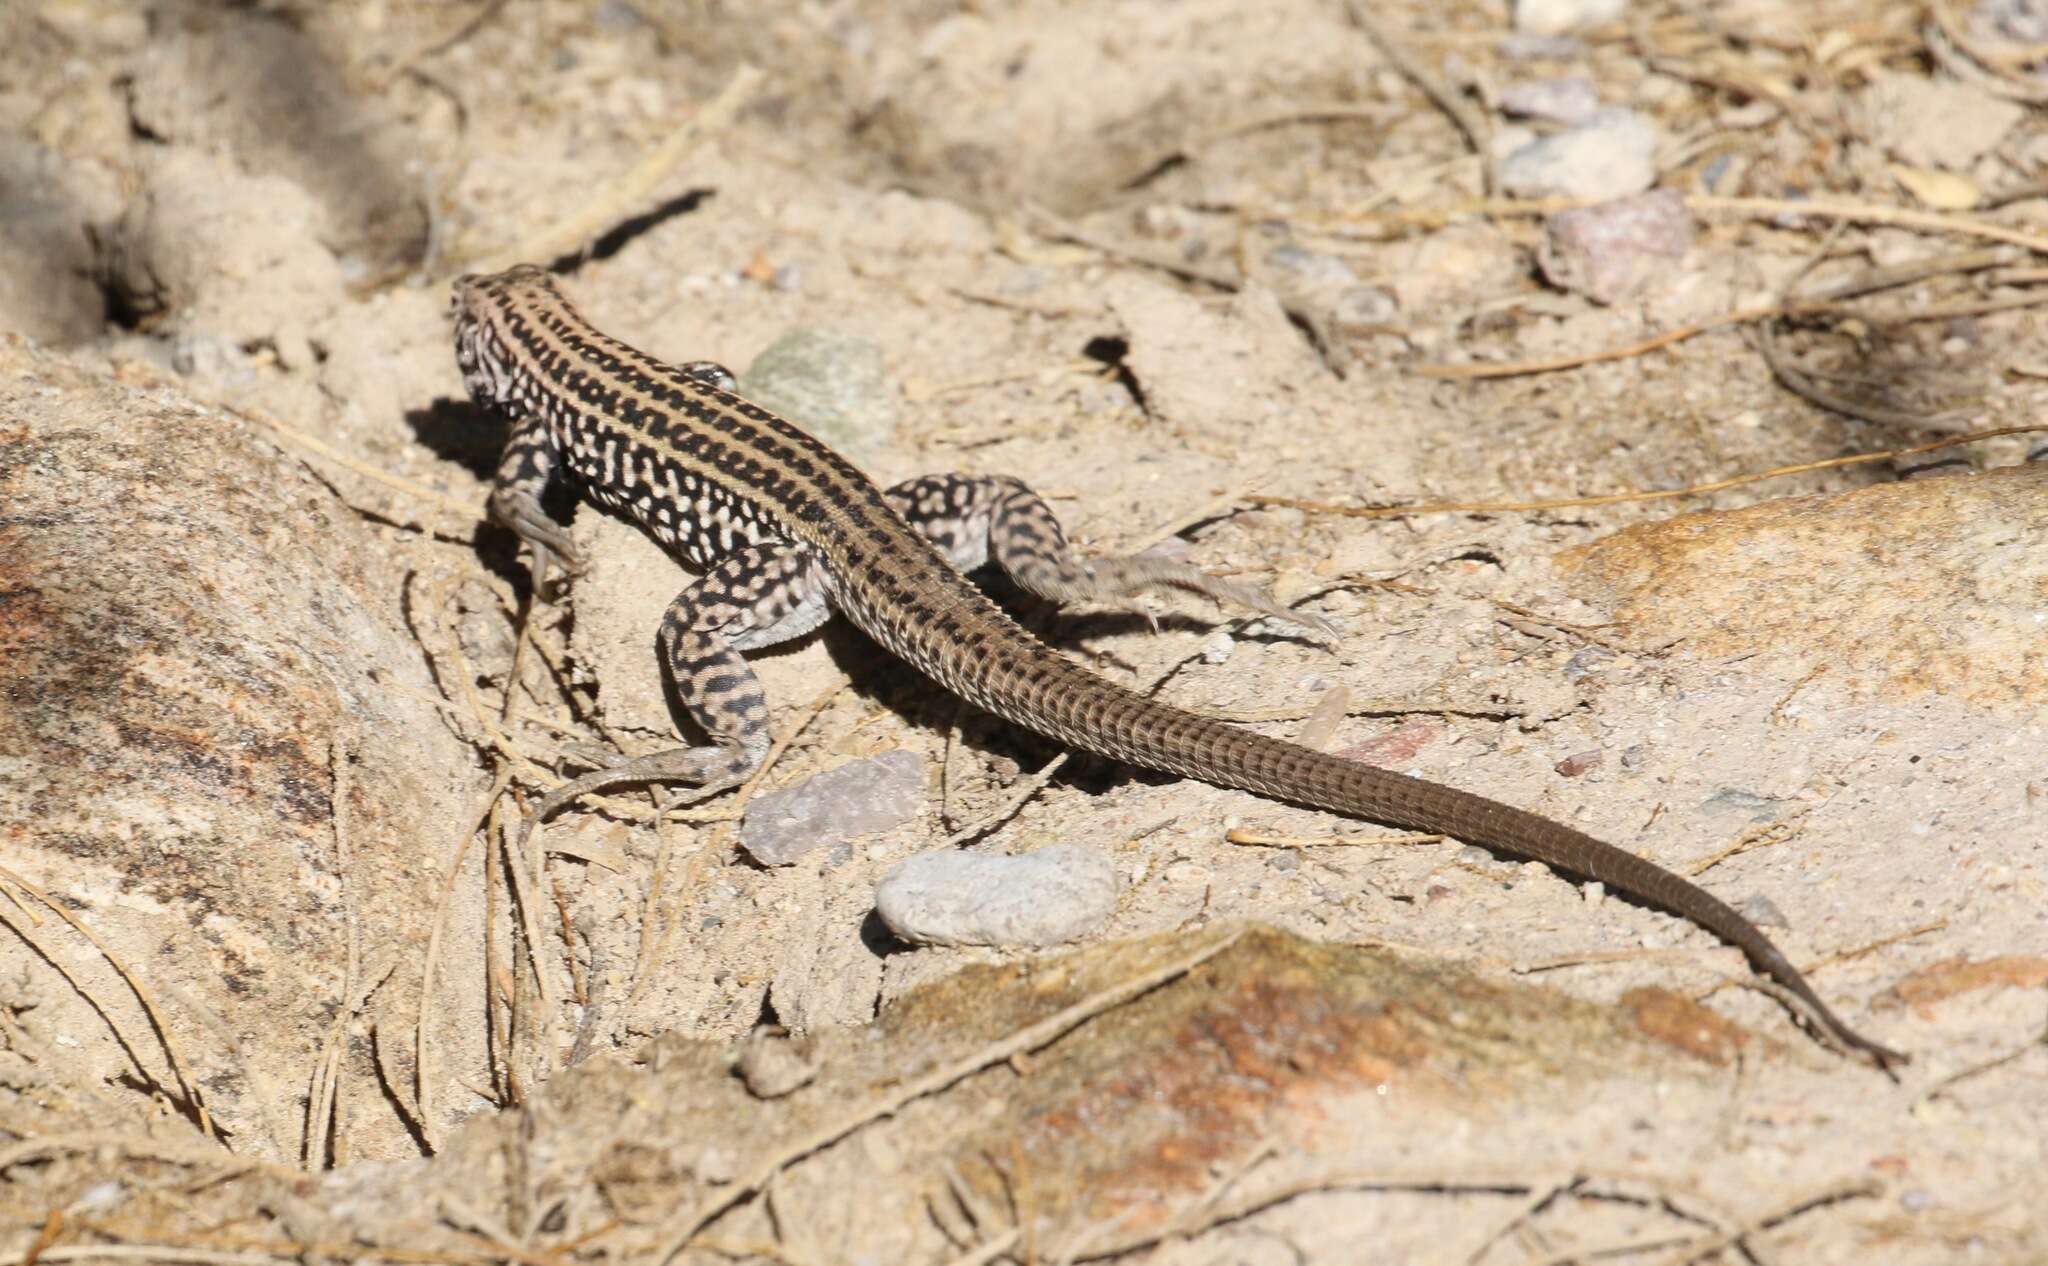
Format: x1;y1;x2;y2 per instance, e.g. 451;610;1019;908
450;263;1901;1068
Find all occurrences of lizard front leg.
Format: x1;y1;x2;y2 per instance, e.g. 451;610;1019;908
490;412;578;590
521;540;829;842
885;473;1336;639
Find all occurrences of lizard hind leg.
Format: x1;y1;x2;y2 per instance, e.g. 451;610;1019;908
886;472;1337;640
521;541;829;844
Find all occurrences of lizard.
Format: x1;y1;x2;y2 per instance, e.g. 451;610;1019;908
449;263;1903;1069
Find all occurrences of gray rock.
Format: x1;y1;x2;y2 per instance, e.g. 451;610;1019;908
1562;645;1616;680
1264;244;1359;289
1514;0;1628;36
1331;285;1399;330
1980;0;2048;42
739;750;926;866
1499;108;1658;201
1699;789;1788;824
1499;76;1602;125
740;327;899;466
1738;894;1790;930
1539;189;1696;305
875;843;1120;948
1497;33;1585;60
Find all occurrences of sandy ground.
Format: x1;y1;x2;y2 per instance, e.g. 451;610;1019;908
3;1;2047;1262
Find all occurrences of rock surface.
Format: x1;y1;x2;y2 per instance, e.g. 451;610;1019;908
0;340;487;1161
1559;465;2048;704
0;139;107;344
128;7;426;266
16;928;1731;1265
876;842;1120;947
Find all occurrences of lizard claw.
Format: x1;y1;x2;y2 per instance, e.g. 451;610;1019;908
1074;555;1341;644
491;486;580;595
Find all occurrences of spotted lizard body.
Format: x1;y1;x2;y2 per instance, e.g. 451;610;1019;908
450;263;1901;1068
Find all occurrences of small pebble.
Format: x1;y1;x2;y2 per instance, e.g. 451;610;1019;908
1563;646;1616;681
1700;788;1788;823
1499;108;1659;201
739;750;925;867
1539;189;1696;305
1737;894;1789;929
1264;244;1359;289
1554;750;1603;777
1331;285;1398;330
1515;0;1629;36
1499;76;1602;125
1497;33;1585;60
875;842;1120;948
693;1144;735;1185
594;1;651;31
1982;0;2048;41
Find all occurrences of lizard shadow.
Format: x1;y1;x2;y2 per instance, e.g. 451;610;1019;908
405;395;502;482
630;542;1325;807
796;568;1255;804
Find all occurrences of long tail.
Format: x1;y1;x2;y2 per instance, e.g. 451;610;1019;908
977;648;1905;1068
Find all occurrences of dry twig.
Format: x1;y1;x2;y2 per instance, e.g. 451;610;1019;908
1415;246;2015;381
372;0;513;91
1691;919;1946;1004
1298;192;2048;255
1225;827;1442;849
1342;1;1492;193
1249;423;2048;521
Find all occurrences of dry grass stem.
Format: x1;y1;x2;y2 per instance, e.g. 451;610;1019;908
1342;1;1491;193
1225;827;1443;849
1251;423;2048;521
0;864;218;1144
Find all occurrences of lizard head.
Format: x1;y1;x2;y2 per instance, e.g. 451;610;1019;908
449;264;560;408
